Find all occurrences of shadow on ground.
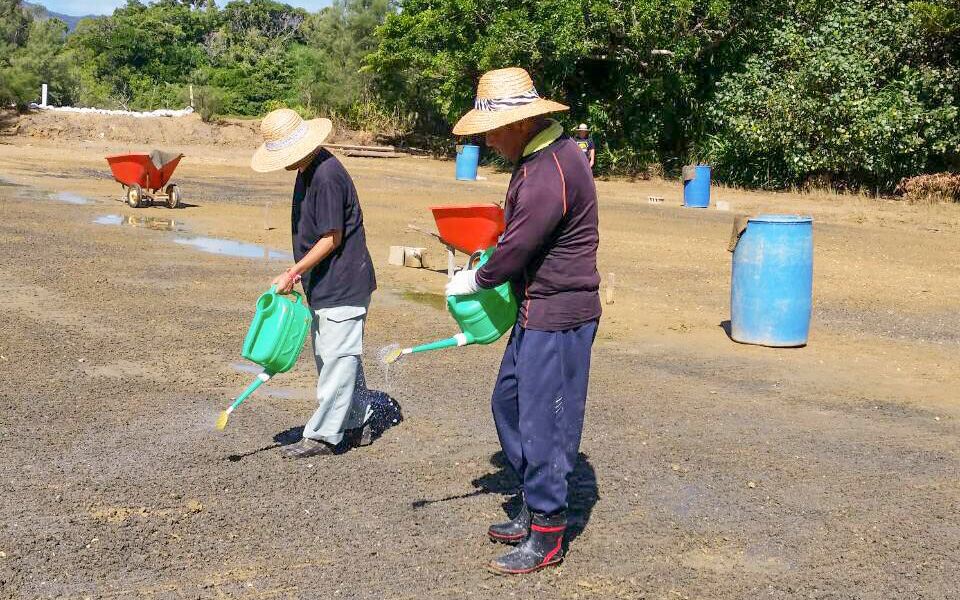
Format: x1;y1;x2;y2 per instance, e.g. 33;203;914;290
413;451;599;544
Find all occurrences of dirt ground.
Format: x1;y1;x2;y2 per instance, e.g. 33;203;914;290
1;112;958;599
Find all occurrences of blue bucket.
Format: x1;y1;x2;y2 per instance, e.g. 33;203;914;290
455;144;480;180
683;165;711;208
730;215;813;347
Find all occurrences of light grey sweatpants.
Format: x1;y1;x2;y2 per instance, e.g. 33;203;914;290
303;300;371;445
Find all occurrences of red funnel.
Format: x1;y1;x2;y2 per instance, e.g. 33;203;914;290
429;204;505;254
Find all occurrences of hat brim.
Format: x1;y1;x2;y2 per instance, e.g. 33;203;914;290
452;99;569;136
250;118;333;172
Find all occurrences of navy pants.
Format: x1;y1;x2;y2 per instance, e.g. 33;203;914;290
491;320;598;515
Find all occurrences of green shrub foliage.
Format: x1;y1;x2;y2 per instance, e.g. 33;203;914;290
1;0;959;190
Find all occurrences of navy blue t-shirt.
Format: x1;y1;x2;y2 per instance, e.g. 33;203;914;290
292;149;376;308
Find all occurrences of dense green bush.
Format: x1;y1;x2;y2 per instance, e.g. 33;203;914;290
365;0;960;191
704;1;960;190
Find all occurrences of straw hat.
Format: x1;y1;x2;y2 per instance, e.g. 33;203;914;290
576;123;589;131
250;108;333;172
452;67;569;136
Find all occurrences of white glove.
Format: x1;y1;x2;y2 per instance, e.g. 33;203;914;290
445;269;480;297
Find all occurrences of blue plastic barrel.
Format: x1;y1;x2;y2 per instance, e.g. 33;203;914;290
455;144;480;180
730;215;813;347
683;165;711;208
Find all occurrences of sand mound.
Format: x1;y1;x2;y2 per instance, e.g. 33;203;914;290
2;110;261;147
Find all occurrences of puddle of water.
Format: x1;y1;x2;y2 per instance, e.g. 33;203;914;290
52;192;94;205
172;236;293;261
93;214;182;231
94;214;124;226
0;178;21;187
401;291;447;311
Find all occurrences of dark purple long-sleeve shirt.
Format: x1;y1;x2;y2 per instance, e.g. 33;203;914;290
476;135;601;331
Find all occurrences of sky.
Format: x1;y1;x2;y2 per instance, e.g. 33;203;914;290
32;0;332;16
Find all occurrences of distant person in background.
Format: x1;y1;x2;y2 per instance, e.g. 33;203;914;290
250;108;377;458
574;123;595;170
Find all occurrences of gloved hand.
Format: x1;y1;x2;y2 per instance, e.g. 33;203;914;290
445;269;480;297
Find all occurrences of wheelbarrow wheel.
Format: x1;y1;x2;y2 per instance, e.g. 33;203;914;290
165;184;181;209
126;183;143;208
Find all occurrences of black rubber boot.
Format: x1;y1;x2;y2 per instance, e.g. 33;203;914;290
487;495;530;544
488;511;565;575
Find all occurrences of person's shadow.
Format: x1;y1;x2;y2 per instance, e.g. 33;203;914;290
413;451;599;544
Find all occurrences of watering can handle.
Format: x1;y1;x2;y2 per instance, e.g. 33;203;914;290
269;285;306;306
467;248;493;270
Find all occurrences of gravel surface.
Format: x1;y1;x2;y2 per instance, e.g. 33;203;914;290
1;139;959;599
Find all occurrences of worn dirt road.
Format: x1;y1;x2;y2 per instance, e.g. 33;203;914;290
1;125;959;599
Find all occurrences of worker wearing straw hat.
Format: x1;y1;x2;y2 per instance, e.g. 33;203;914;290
574;124;596;170
251;108;377;458
446;68;601;574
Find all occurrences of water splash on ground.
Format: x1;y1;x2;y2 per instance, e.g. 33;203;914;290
377;344;403;392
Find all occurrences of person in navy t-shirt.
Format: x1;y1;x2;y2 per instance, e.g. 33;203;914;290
574;123;595;170
250;109;377;459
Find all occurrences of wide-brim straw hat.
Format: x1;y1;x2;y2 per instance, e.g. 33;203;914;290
452;67;569;136
251;108;333;172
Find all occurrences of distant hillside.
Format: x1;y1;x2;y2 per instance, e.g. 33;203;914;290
23;1;97;32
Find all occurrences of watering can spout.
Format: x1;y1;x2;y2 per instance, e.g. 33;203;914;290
386;246;517;365
385;333;473;364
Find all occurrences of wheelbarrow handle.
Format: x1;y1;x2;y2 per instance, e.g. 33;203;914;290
407;224;445;242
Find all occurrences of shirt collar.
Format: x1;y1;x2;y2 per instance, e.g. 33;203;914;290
522;119;564;157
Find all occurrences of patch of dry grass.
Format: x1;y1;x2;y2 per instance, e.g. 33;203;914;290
896;173;960;204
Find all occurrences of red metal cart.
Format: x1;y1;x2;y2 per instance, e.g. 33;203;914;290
105;151;185;209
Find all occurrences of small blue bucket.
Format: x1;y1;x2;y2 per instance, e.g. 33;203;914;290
683;165;711;208
731;215;813;347
455;144;480;180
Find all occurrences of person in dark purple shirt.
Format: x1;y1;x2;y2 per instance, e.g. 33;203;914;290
448;67;601;575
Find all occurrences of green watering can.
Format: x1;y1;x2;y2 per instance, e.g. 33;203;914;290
216;286;312;430
386;247;518;363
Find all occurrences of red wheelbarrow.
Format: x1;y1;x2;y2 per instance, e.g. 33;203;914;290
105;151;185;209
409;204;505;277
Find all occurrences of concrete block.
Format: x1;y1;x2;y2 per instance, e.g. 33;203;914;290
403;247;427;268
388;246;405;266
418;248;436;270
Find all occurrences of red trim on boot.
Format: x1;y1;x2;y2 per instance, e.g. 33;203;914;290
488;530;525;541
531;524;565;533
543;537;563;563
487;548;564;575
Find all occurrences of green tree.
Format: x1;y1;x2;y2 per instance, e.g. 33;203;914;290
68;0;216;109
0;1;71;109
294;0;394;112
